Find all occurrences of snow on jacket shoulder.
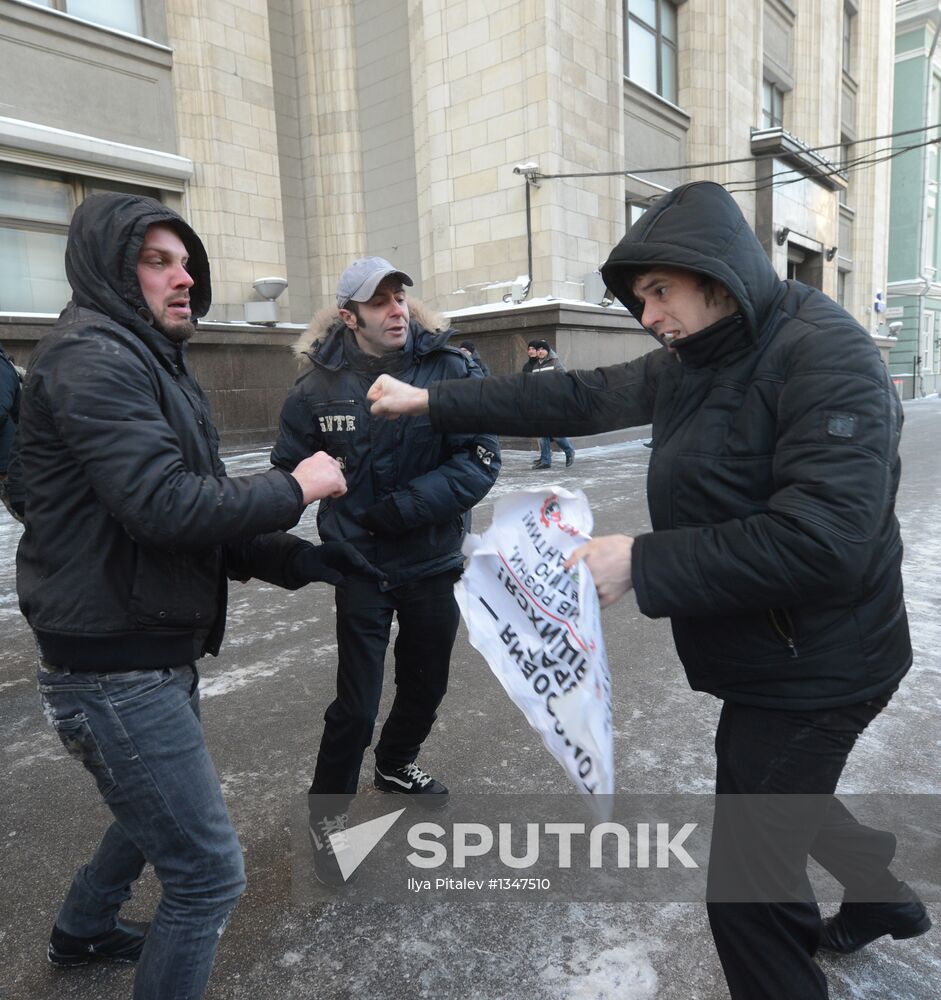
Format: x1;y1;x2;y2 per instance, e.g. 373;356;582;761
16;194;308;671
428;181;911;710
272;301;501;589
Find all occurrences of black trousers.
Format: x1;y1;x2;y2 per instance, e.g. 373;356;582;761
310;570;461;795
706;694;900;999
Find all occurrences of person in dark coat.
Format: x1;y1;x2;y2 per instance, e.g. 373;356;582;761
522;339;575;468
366;181;929;1000
272;257;500;880
17;193;373;999
0;341;23;520
457;339;490;376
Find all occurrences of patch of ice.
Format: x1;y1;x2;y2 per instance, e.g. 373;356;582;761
199;661;282;699
541;941;660;1000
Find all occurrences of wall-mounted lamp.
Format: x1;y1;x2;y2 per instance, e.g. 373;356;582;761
825;246;838;261
774;226;790;246
245;276;288;324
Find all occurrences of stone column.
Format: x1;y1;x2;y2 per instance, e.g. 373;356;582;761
165;0;289;322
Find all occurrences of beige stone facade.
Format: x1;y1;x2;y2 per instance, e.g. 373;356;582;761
0;0;897;337
167;0;892;325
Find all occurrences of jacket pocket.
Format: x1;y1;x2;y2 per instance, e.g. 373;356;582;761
128;547;219;629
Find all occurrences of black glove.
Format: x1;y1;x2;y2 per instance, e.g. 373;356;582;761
358;498;408;536
292;542;384;586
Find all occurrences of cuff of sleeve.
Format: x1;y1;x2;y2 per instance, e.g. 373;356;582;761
630;532;656;618
277;467;305;508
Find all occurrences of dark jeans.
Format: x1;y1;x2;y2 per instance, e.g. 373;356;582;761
706;694;899;1000
310;570;461;795
38;664;245;1000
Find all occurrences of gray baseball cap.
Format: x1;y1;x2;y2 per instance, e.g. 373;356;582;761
336;256;413;308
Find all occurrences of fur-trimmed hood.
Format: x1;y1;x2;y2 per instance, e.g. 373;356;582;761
292;297;447;365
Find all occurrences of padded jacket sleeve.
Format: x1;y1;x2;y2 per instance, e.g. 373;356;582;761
39;333;304;551
429;349;667;437
366;424;501;531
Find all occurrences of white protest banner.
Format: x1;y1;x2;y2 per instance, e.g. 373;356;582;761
455;487;613;799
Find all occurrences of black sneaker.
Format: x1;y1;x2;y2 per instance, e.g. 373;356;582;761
48;920;148;967
308;806;358;888
374;762;449;804
531;460;551;469
565;453;575;467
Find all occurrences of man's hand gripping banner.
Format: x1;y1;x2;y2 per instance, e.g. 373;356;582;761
455;488;613;799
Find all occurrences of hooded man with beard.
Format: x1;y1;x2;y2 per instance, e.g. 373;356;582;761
16;193;375;999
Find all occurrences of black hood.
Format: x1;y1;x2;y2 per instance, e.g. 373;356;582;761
64;193;211;331
600;181;783;342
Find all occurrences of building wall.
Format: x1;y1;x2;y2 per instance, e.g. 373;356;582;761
355;0;421;286
0;1;175;151
888;2;941;396
164;0;289;324
0;0;907;443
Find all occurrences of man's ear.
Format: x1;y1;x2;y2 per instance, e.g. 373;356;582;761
338;307;357;331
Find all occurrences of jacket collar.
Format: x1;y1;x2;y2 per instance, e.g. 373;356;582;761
671;313;751;369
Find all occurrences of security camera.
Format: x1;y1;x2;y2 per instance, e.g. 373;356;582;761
888;321;903;334
513;162;540;175
252;276;288;301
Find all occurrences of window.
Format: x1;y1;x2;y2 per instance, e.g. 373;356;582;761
626;200;648;228
761;80;784;129
0;165;157;313
927;77;941;275
837;269;850;308
624;0;678;104
839;135;852;206
31;0;142;36
842;4;855;78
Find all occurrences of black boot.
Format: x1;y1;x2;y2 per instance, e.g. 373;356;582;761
48;920;149;967
820;884;931;954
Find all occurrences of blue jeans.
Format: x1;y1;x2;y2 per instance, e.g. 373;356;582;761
38;664;246;1000
539;436;574;465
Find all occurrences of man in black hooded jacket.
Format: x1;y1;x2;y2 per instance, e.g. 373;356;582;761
367;182;929;999
16;193;374;1000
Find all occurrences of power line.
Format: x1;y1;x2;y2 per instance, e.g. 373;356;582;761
535;123;941;182
725;136;940;196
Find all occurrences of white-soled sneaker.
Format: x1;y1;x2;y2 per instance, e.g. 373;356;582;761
374;762;449;805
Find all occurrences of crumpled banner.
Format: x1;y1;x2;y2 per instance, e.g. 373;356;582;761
455;487;613;800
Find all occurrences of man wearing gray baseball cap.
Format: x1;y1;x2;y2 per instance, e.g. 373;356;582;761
335;256;413;309
273;255;501;885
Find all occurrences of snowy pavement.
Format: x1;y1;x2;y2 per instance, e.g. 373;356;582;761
1;398;939;1000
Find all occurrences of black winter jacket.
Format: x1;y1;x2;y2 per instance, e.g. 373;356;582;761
523;351;566;375
16;194;312;671
0;343;20;474
427;181;911;710
272;305;500;589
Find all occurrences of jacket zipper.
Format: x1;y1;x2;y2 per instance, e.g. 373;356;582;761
768;609;799;658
